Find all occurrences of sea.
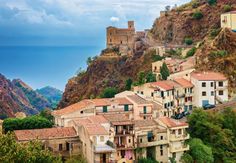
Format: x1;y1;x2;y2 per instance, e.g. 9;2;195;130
0;45;104;90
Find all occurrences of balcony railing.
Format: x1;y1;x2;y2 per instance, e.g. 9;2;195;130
137;139;168;148
115;129;134;136
139;111;152;116
170;144;189;152
170;134;189;141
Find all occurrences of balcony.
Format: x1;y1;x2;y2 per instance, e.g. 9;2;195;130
170;134;189;141
139;111;152;116
115;129;134;136
170;144;189;153
137;139;168;148
215;86;227;90
175;94;185;99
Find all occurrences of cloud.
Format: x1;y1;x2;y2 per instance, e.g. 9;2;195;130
110;16;119;22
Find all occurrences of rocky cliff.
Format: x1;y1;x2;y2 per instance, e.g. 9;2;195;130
151;0;235;44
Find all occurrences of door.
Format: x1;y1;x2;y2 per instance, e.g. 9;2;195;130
202;100;209;107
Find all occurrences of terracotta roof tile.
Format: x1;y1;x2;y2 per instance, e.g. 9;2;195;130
104;114;133;125
159;117;188;128
174;78;194;88
134;120;158;128
90;98;111;107
151;81;180;91
191;71;227;81
84;124;108;135
53;100;94;116
113;98;133;105
127;95;152;105
14;127;77;141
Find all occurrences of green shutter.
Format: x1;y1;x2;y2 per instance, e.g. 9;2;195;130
124;105;129;111
143;106;147;114
103;106;108;113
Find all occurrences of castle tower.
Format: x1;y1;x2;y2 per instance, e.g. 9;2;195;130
128;21;135;29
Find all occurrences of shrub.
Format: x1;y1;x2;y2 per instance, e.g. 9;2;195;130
208;0;217;6
223;5;232;12
210;28;221;38
152;54;164;61
192;11;203;20
186;47;197;58
184;37;193;45
145;71;156;83
210;50;228;58
100;87;118;98
125;78;133;90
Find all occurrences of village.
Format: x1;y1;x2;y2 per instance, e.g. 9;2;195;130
1;10;236;163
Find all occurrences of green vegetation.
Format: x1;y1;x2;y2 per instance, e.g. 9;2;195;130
39;109;54;123
100;87;118;98
86;57;92;66
187;108;236;162
166;48;182;57
160;63;170;80
152;54;165;62
223;5;232;12
3;116;53;133
65;154;87;163
210;28;221;38
0;114;8;120
208;0;217;6
146;71;156;83
0;133;61;163
210;50;228;58
133;71;157;86
138;71;146;85
180;153;193;163
138;157;158;163
125;78;133;90
184;37;193;45
186;47;197;58
192;11;203;20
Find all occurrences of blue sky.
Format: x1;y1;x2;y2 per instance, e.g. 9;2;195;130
0;0;189;90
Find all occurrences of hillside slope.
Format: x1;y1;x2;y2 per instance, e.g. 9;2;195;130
151;0;235;44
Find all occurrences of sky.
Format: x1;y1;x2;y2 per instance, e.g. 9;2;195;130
0;0;190;91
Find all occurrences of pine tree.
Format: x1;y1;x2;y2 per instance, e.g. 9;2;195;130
160;63;170;80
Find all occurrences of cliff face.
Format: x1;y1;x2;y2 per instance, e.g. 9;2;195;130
151;0;235;44
59;47;156;108
0;74;38;117
195;28;236;91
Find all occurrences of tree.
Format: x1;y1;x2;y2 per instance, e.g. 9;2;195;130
39;109;54;123
145;71;156;83
186;47;196;58
3;116;53;133
189;138;214;163
180;153;193;163
138;157;158;163
165;6;171;12
101;87;118;98
65;154;87;163
0;133;61;163
138;71;146;85
86;57;92;66
208;0;217;6
184;37;193;45
192;11;203;20
224;5;232;12
125;78;133;90
160;63;170;80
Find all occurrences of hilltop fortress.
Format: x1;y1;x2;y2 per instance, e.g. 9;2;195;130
106;21;147;55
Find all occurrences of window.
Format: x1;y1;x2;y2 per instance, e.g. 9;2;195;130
160;145;163;149
211;91;214;96
140;138;142;143
124;105;129;111
170;101;173;107
202;91;206;96
190;88;193;93
185;88;187;94
160;150;163;156
100;136;104;142
151;92;154;97
143;106;147;114
202;82;206;87
219;81;223;87
185;97;188;103
120;41;123;44
66;142;70;151
178;129;182;135
103;106;108;113
167;91;169;96
188;97;192;102
59;144;63;151
211;82;214;87
161;91;164;97
128;139;131;143
219;90;224;96
110;39;112;43
173;152;176;158
160;136;163;140
80;111;84;114
141;91;144;95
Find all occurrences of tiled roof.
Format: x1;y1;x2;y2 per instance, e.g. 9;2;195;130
85;124;108;135
14;127;77;141
113;97;133;105
180;57;195;70
134;120;158;128
159;117;188;128
151;101;163;111
151;81;179;91
90;98;111;107
191;71;227;81
53;100;94;116
127;95;152;105
174;78;194;88
104;114;133;125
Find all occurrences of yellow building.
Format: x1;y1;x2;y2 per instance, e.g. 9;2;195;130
221;11;236;31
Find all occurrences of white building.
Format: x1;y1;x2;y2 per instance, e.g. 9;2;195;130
190;71;228;107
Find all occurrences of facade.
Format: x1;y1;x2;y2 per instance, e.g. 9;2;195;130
190;71;228;107
221;11;236;31
157;117;189;163
14;127;82;158
106;21;135;55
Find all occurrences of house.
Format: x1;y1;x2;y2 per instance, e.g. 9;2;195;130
190;71;228;107
14;127;81;158
157;117;189;163
104;114;135;163
134;120;169;163
221;11;236;31
68;115;116;163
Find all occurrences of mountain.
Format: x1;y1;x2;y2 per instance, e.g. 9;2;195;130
36;86;62;109
0;74;39;117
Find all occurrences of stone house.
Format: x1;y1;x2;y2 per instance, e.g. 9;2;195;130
221;11;236;31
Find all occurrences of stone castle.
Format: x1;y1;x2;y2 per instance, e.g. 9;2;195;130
106;21;136;55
